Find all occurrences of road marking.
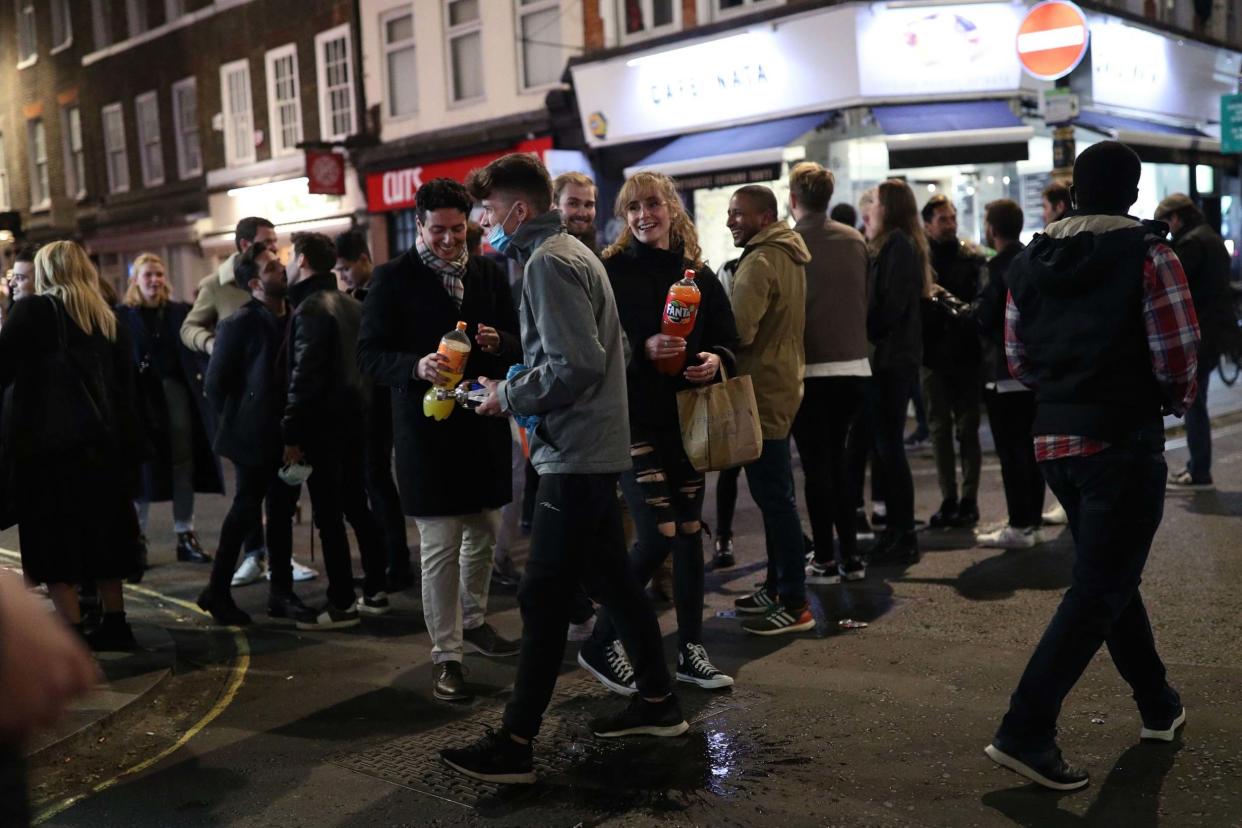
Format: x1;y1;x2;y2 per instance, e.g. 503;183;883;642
0;548;250;823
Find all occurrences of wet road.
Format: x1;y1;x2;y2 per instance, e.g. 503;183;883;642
18;418;1242;827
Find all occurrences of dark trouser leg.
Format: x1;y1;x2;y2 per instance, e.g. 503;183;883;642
342;435;388;597
209;463;273;595
503;474;671;740
996;448;1176;752
985;390;1045;528
715;466;741;539
1185;353;1214;482
0;746;29;828
743;438;806;610
921;367;958;503
163;379;196;533
872;369;917;532
827;378;866;563
364;389;410;576
795;377;865;565
265;477;298;595
521;459;539;527
951;369;983;503
568;587;595;625
910;375;929;436
303;445;356;610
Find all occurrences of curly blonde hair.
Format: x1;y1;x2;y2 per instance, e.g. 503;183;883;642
123;252;170;307
602;171;702;267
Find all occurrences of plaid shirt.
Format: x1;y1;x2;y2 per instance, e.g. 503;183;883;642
1005;241;1200;462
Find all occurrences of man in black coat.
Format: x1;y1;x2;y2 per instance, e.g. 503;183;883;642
357;179;523;702
200;244;315;627
281;232;387;631
1156;193;1233;491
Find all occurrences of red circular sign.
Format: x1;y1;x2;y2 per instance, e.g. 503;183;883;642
1017;1;1090;81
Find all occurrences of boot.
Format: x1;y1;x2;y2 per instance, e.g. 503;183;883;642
128;534;150;584
87;611;137;651
176;531;212;563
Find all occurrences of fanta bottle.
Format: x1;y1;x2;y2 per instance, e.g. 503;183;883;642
656;269;701;376
423;321;471;420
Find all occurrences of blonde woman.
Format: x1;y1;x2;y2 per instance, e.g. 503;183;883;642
0;241;144;649
117;253;223;573
576;171;740;693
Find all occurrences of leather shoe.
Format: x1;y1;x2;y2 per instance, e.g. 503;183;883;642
177;531;212;563
268;590;317;623
434;661;473;702
953;497;980;528
197;588;252;626
869;529;920;566
928;498;959;529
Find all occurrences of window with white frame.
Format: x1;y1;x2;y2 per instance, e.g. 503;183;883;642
516;0;561;91
220;59;255;167
126;0;148;37
51;0;73;50
171;77;201;178
315;24;356;140
381;8;417;119
102;102;129;193
713;0;781;19
92;0;112;49
618;0;678;41
61;105;85;200
444;0;483;103
165;0;186;21
0;133;10;211
265;44;303;156
27;120;49;209
135;92;164;186
15;2;36;65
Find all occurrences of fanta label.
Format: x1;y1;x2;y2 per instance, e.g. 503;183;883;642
665;300;695;325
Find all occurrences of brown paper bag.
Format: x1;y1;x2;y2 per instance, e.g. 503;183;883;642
676;367;763;472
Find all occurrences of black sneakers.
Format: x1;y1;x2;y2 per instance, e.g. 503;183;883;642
676;643;734;689
176;531;212;563
870;530;920;566
733;588;778;615
86;612;137;652
441;728;535;785
929;498;959;529
1140;706;1187;742
267;590;316;624
591;694;690;738
954;497;980;528
433;661;473;702
578;639;637;696
984;743;1090;791
357;591;392;617
806;559;866;585
197;588;253;627
295;601;360;631
463;622;520;657
713;536;735;568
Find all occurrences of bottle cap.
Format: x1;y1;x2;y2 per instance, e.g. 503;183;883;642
683;268;697;280
455;321;467;331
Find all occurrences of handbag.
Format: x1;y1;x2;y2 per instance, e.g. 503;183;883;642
676;365;763;472
24;296;111;458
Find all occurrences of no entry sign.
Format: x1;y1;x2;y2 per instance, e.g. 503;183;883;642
1017;1;1090;81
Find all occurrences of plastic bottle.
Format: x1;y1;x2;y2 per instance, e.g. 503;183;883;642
655;268;701;376
423;321;472;420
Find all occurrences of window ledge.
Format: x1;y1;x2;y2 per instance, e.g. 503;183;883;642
16;56;37;70
30;201;50;214
520;80;563;95
50;38;74;56
446;95;487;111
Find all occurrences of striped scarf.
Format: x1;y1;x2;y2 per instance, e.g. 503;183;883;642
416;233;468;309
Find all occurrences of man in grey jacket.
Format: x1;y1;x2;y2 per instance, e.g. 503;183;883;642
439;153;687;785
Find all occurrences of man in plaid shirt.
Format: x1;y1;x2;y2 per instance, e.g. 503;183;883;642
985;142;1199;792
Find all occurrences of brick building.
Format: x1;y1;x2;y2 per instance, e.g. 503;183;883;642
0;0;364;299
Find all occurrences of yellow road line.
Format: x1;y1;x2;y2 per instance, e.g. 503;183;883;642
0;547;251;823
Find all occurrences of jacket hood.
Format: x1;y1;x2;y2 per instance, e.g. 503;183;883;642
217;252;238;286
745;221;812;265
1020;215;1164;298
508;212;565;263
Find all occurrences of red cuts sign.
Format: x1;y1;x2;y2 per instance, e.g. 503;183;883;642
306;149;346;195
366;137;552;212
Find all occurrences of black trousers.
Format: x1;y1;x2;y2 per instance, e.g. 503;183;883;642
996;446;1180;752
0;746;29;827
845;379;886;511
210;461;295;595
364;389;410;577
793;376;866;565
504;473;672;739
984;389;1045;529
871;368;917;532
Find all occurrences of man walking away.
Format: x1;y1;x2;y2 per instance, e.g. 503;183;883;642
1156;193;1232;492
986;141;1197;791
724;185;815;636
786;162;870;584
440;153;687;785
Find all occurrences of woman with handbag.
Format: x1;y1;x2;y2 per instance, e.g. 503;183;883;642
116;253;223;571
576;171;740;694
0;241;145;649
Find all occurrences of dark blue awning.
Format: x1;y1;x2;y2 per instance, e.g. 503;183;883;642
873;101;1023;135
625;112;829;177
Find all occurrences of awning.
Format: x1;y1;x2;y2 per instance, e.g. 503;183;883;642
623;112;828;178
874;101;1034;169
1074;110;1221;153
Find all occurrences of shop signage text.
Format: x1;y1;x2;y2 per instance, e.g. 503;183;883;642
366;137;552;213
1222;94;1242;154
673;164;782;192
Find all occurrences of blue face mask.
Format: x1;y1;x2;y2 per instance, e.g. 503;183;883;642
487;203;520;254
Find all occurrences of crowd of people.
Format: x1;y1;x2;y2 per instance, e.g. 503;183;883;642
0;139;1230;799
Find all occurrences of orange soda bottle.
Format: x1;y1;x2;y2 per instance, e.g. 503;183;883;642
423;321;471;420
656;269;701;376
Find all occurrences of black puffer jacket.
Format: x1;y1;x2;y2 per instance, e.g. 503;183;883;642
1173;220;1233;357
282;272;367;447
868;231;924;374
604;239;739;431
924;237;985;371
205;298;287;465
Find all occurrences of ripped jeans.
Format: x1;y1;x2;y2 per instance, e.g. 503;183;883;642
591;425;706;649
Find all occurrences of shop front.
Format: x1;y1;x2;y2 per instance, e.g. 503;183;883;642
569;1;1240;268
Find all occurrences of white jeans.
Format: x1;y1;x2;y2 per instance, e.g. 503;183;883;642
415;510;499;664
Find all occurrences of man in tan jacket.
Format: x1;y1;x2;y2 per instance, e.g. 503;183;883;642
725;185;814;637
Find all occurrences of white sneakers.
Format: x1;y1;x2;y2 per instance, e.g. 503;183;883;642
235;556;320;587
977;525;1045;549
1042;503;1068;525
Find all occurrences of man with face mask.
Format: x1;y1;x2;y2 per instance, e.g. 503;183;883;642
357;178;522;702
553;172;599;252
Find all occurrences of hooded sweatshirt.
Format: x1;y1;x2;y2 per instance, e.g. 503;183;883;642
731;221;811;439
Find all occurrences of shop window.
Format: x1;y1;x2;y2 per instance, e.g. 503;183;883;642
135;91;164;187
26;119;49;210
51;0;73;51
618;0;679;43
171;77;201;178
444;0;484;103
265;44;304;157
517;0;562;91
382;8;417;119
0;133;10;211
126;0;148;37
92;0;113;50
220;59;256;168
391;209;419;258
102;103;129;193
15;2;36;66
316;24;357;141
61;105;86;200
